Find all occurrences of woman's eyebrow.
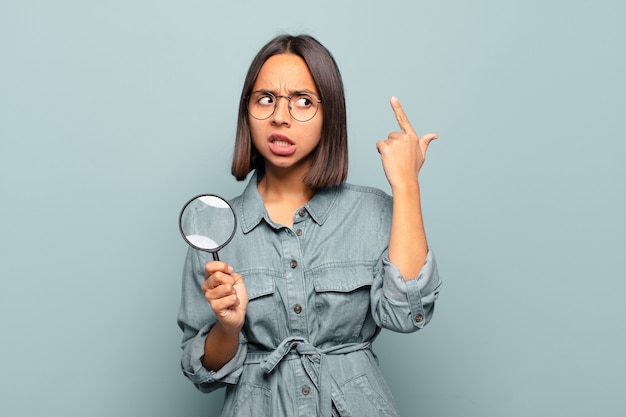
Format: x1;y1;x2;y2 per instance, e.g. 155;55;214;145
291;89;318;95
252;88;318;96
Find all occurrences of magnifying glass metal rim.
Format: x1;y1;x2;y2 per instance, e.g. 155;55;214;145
178;193;237;259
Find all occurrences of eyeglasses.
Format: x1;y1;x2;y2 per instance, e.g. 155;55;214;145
247;91;322;122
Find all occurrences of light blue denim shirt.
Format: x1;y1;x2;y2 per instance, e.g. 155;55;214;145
178;173;441;417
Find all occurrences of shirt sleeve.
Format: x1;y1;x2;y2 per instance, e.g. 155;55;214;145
371;248;441;333
177;247;247;392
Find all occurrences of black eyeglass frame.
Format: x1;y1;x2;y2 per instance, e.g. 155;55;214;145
246;91;322;122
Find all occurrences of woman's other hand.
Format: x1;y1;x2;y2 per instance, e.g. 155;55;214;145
202;261;249;333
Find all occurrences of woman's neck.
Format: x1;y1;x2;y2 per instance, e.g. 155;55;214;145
257;167;316;227
258;169;315;204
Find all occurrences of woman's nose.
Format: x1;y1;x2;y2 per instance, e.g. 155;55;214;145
272;96;291;125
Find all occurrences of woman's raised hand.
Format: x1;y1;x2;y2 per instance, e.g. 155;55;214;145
376;96;437;189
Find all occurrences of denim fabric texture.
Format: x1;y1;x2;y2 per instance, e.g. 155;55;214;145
178;172;441;417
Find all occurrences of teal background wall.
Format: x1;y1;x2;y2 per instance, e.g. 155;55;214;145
1;1;624;416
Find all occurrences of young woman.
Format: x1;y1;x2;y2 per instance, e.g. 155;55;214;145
178;34;441;417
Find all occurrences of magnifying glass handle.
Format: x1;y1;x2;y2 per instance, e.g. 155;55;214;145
212;252;220;261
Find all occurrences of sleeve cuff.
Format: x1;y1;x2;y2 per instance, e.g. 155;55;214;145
382;249;441;329
181;324;248;392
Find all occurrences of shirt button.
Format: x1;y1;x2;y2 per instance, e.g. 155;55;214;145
301;385;310;396
297;208;307;217
290;260;298;269
295;228;303;236
415;314;424;323
293;304;302;314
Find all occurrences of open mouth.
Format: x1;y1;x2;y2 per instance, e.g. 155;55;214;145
268;134;296;156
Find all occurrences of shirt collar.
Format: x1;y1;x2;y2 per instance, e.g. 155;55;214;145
237;171;340;233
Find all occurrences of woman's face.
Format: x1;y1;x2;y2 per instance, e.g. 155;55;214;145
249;53;323;175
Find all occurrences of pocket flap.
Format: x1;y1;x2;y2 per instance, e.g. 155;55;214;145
244;273;275;300
313;266;373;293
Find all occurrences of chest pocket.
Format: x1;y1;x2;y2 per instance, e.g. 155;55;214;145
242;271;279;345
312;265;374;342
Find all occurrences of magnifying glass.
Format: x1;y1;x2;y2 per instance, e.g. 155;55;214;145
179;194;237;261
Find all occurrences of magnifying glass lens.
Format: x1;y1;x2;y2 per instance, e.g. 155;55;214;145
179;194;237;260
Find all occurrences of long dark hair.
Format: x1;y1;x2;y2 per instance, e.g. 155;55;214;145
231;34;348;187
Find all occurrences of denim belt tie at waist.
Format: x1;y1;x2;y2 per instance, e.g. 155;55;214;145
244;336;371;417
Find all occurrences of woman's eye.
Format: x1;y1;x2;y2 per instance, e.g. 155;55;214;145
257;95;274;105
294;95;313;107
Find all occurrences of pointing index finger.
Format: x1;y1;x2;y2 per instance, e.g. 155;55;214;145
390;96;416;135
